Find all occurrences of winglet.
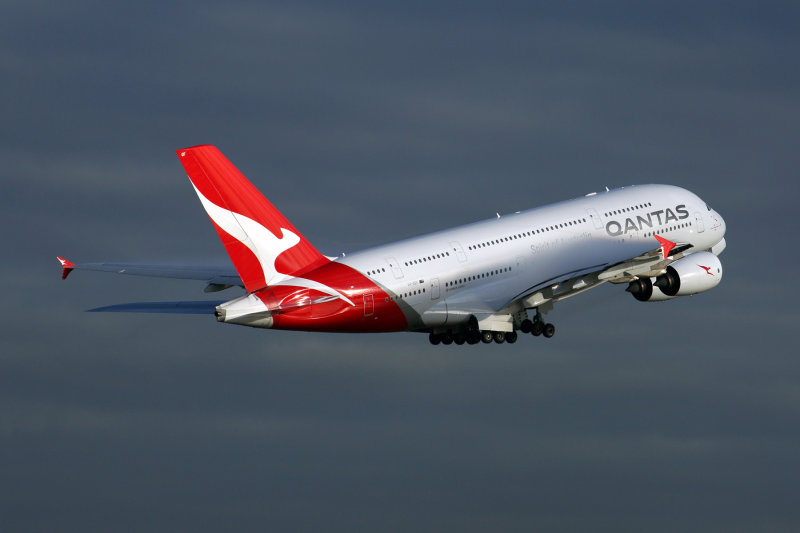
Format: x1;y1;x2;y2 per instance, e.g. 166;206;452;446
57;256;75;280
654;235;676;259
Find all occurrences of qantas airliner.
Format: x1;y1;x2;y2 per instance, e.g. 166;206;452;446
58;145;726;345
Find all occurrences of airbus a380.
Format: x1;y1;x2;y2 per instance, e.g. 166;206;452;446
58;145;727;345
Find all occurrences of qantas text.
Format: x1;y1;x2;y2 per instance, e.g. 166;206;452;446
605;205;689;236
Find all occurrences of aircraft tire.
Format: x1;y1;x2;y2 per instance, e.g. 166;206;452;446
531;321;544;336
481;331;494;344
429;333;441;345
493;331;505;344
543;323;555;338
442;333;454;345
520;319;533;333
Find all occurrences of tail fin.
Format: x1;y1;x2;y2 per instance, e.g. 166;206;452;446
176;145;329;293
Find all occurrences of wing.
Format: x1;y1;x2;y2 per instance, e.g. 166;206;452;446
57;257;242;293
424;235;693;331
513;236;693;311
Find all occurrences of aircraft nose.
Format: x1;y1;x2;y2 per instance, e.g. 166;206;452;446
716;210;726;235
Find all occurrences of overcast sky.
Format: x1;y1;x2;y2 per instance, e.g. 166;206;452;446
2;1;799;531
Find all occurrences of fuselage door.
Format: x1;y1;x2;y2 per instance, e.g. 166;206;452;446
385;257;404;279
586;208;604;230
449;241;467;263
695;213;706;233
363;294;374;316
430;278;440;300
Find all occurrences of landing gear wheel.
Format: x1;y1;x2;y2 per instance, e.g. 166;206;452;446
429;333;441;345
520;319;533;333
505;331;518;344
493;331;505;344
481;331;494;344
543;323;555;338
531;321;544;336
442;333;454;345
454;333;466;345
466;331;481;345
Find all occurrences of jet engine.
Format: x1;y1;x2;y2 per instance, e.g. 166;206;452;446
627;251;723;302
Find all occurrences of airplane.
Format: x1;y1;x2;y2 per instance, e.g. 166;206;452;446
58;145;727;345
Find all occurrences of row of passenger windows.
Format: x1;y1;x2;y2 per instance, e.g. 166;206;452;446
388;288;426;301
604;202;652;217
367;203;664;277
467;218;588;251
405;251;450;266
447;267;511;287
366;250;452;277
643;222;691;237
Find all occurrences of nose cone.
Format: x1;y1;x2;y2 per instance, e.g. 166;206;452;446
707;209;727;255
712;210;726;236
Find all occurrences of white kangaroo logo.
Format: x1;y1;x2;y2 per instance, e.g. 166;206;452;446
192;185;353;306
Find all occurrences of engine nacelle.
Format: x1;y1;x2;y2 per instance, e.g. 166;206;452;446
627;252;723;301
626;277;673;301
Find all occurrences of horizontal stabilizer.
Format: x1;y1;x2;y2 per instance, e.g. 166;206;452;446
88;300;225;314
56;258;242;287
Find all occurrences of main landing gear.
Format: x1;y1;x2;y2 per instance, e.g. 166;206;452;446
428;310;554;346
429;329;519;345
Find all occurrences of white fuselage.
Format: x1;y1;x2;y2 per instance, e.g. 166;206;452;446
337;184;726;330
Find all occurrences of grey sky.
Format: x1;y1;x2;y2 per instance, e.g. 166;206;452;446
2;1;799;531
